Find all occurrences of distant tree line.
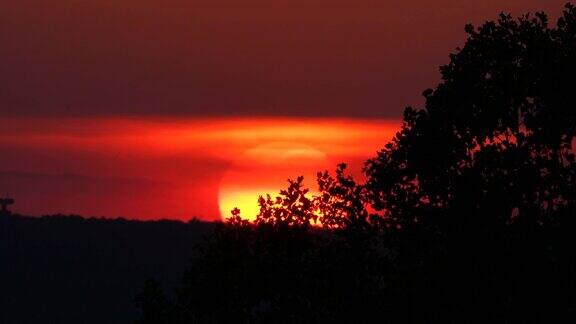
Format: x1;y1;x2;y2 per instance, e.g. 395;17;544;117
0;214;215;323
137;4;576;323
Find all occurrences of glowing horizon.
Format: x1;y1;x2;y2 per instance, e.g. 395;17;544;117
0;116;400;221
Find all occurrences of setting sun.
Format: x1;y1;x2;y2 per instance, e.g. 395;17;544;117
218;142;329;221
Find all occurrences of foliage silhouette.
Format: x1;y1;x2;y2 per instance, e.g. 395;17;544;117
137;3;576;323
365;3;576;231
255;176;317;227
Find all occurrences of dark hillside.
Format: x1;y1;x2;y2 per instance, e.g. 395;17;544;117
0;215;215;323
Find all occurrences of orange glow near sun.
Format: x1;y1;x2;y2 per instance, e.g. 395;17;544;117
218;142;329;221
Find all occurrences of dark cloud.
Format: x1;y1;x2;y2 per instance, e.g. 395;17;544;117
0;0;566;118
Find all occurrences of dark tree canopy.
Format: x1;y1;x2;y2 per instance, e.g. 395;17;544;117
366;3;576;229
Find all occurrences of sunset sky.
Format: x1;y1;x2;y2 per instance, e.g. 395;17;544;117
0;0;567;220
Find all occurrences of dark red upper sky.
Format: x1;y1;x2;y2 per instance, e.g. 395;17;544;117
1;0;567;118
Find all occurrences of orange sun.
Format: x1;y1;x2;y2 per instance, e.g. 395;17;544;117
218;142;330;222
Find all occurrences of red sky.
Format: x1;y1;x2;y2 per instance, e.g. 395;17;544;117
0;1;568;220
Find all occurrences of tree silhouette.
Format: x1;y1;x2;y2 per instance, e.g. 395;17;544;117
366;3;576;230
137;4;576;323
315;163;372;231
255;176;317;228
